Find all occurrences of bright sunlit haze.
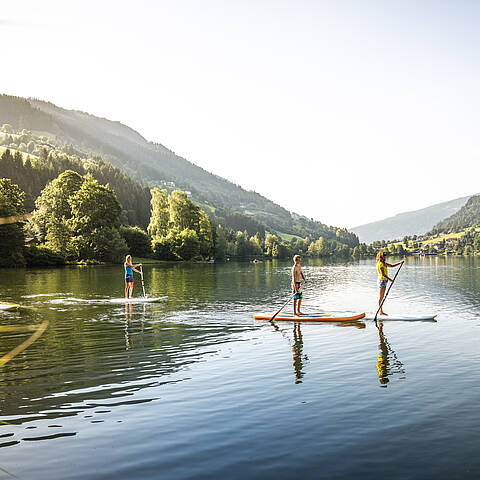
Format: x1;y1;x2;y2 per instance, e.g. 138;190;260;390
2;0;480;227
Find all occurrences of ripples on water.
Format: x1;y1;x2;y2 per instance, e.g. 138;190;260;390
1;258;479;479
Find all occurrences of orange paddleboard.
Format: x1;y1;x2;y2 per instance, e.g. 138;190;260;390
254;312;365;322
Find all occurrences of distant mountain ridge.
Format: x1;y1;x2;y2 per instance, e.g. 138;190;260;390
351;195;472;244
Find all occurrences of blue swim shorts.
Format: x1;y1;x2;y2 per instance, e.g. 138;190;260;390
293;282;303;300
377;279;388;288
125;275;134;283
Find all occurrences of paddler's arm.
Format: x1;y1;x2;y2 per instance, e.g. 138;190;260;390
386;260;404;268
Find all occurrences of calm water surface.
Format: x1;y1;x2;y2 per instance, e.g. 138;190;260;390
0;257;479;479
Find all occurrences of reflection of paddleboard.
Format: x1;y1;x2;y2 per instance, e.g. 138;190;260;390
0;302;21;311
364;314;437;321
254;312;365;322
109;296;167;304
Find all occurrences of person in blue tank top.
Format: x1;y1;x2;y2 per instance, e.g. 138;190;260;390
124;255;141;299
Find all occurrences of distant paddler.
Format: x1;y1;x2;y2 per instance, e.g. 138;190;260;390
291;255;307;316
124;255;142;299
376;251;404;316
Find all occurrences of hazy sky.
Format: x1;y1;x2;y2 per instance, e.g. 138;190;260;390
2;1;480;227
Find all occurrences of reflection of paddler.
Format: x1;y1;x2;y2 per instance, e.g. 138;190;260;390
375;321;405;387
124;303;133;350
292;323;306;383
376;321;390;385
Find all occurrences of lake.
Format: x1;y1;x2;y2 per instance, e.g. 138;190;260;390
1;257;479;479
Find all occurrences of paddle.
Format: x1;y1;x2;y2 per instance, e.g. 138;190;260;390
270;282;302;322
374;261;404;322
139;264;146;298
269;292;296;322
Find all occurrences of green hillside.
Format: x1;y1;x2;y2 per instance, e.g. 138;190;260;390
0;94;359;246
431;195;480;233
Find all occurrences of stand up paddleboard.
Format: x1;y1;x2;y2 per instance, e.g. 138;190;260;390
364;313;437;321
109;296;167;304
254;312;365;322
0;302;21;311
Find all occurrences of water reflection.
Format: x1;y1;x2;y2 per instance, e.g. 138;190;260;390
124;303;146;350
375;321;405;387
267;320;308;383
270;319;366;384
124;303;134;350
292;323;307;384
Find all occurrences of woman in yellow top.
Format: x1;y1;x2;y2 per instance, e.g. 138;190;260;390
376;251;404;316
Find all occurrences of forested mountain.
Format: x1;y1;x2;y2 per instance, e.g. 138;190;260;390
0;94;358;245
0;95;295;228
351;195;471;244
431;195;480;233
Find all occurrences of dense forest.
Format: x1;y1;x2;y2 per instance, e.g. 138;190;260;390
0;140;151;228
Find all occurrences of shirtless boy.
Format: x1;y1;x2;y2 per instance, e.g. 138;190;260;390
291;255;307;316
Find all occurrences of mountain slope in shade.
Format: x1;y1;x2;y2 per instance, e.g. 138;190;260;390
0;94;294;232
351;196;471;244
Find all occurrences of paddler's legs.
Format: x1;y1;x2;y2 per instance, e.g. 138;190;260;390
293;298;298;315
378;285;387;315
126;282;134;299
297;298;303;316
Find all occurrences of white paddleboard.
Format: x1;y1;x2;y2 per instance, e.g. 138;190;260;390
109;296;167;304
364;313;437;321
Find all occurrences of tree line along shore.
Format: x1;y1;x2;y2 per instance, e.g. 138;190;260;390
0;167;359;268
